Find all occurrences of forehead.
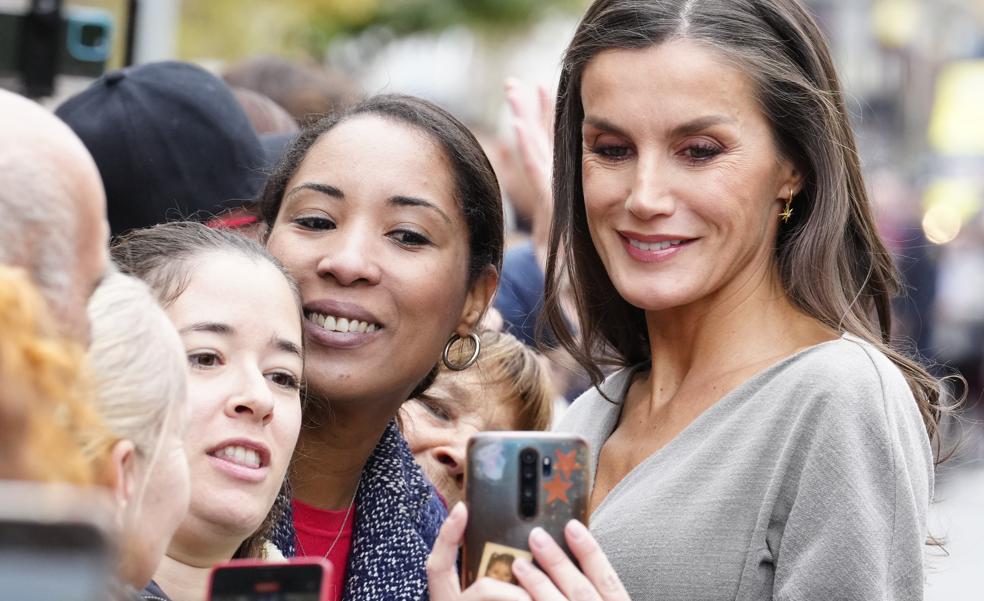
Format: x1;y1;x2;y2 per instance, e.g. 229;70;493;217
581;39;760;127
431;368;519;426
289;115;461;214
169;252;300;336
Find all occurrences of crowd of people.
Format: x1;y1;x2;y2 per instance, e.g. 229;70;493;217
0;0;951;600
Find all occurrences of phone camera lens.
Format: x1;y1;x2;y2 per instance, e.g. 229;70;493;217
521;449;537;464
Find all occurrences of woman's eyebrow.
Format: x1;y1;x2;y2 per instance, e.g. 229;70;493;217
270;336;304;360
389;195;452;225
583;115;628;137
179;322;233;336
285;182;344;200
668;114;736;137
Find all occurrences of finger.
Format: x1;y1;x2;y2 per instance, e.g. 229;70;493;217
528;527;601;601
512;120;547;184
462;577;532;601
511;558;565;601
426;502;467;601
564;521;630;601
504;78;532;123
512;120;552;209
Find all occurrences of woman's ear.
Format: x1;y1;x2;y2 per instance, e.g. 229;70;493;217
777;160;805;199
456;267;499;335
106;439;137;514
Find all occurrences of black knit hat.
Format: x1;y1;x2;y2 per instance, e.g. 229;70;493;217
56;61;267;235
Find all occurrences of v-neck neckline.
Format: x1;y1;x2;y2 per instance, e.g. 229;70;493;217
587;334;850;518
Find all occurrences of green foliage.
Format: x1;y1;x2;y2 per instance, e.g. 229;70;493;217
180;0;583;62
309;0;582;37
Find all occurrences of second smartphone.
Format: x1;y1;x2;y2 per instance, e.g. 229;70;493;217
462;432;590;588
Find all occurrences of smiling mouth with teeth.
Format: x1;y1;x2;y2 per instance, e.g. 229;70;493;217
306;311;380;334
628;239;686;252
210;445;262;469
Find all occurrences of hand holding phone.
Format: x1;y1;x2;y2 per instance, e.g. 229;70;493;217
462;432;590;587
208;558;334;601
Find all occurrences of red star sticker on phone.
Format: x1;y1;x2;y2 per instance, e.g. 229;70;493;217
554;449;580;480
543;475;573;505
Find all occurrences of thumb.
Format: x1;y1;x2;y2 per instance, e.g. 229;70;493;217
427;502;468;601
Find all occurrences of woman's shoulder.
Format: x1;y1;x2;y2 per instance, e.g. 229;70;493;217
776;334;914;406
761;334;931;455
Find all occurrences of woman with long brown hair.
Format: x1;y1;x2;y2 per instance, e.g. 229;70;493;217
429;1;941;600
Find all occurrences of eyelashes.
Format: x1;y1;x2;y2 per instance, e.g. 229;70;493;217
389;229;433;247
294;216;336;230
682;142;722;162
268;371;301;391
293;216;433;248
591;144;632;161
585;141;724;165
186;351;300;392
188;350;221;369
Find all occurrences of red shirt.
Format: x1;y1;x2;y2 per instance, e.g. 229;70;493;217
292;498;356;601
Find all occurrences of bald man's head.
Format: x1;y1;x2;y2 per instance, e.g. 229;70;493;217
0;90;110;343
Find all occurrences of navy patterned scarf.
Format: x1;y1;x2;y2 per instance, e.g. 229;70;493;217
271;420;447;601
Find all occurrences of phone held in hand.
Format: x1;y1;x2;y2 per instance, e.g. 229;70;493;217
462;432;590;588
208;558;334;601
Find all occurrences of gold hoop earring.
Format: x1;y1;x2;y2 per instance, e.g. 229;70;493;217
442;332;481;371
780;189;794;223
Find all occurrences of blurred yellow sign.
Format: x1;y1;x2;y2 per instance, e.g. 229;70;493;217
928;60;984;156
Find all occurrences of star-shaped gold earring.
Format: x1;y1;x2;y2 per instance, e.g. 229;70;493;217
780;189;794;223
780;204;793;222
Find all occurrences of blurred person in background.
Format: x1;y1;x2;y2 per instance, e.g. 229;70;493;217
0;90;110;344
231;87;300;136
113;222;304;601
430;0;942;600
223;54;361;126
85;271;191;597
401;329;553;508
0;266;104;485
258;94;502;601
230;86;302;190
56;62;268;237
868;169;939;359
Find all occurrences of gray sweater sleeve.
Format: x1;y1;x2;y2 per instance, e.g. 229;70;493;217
770;341;933;601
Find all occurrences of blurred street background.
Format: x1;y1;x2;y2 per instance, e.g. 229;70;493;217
3;0;983;596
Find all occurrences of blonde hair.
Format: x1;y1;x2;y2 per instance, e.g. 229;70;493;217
0;266;105;484
469;330;553;431
85;269;188;496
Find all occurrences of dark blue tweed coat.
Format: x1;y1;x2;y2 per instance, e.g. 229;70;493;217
272;420;447;601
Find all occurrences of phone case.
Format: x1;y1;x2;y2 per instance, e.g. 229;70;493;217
463;432;590;587
208;558;333;601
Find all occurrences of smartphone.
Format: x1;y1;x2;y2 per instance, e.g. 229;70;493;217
0;481;115;601
208;558;334;601
462;432;590;587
